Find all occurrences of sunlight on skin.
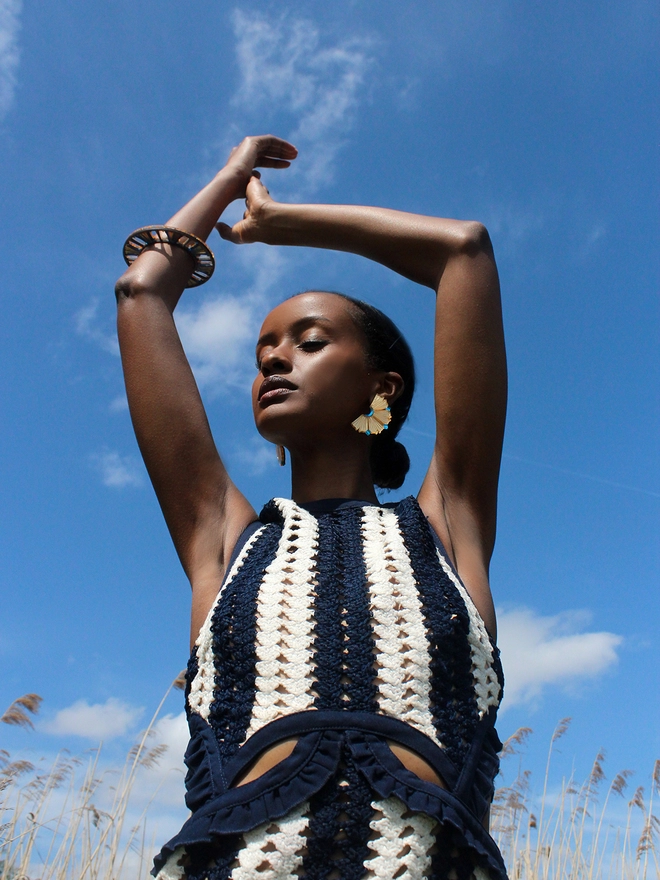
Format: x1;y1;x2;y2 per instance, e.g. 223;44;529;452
234;739;445;788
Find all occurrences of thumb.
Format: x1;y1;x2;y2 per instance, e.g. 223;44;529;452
215;222;242;244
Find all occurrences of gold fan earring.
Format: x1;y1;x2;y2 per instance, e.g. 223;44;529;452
351;394;392;436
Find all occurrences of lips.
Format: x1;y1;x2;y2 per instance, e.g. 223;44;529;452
258;375;297;404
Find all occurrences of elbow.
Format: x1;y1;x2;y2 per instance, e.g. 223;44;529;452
115;270;150;306
455;221;493;256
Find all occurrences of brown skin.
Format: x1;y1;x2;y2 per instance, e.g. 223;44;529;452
115;135;506;799
251;292;404;505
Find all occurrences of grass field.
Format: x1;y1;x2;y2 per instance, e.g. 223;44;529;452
2;687;658;879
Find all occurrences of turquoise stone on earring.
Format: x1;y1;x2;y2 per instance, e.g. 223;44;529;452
351;394;392;435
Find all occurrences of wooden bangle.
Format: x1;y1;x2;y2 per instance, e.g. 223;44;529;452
122;226;215;287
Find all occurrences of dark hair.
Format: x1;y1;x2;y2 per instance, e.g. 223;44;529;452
309;292;416;490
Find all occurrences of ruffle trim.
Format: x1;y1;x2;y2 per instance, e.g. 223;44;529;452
153;728;507;879
346;733;508;879
153;730;341;875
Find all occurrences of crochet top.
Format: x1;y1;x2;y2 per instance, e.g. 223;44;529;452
153;496;506;878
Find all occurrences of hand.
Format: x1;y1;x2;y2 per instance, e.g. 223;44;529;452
216;174;276;244
223;134;297;196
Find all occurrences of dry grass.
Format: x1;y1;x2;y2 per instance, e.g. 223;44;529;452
0;675;185;880
492;718;660;879
1;696;658;879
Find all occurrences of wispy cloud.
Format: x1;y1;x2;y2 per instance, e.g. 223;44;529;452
106;711;190;864
43;698;143;740
75;13;375;402
497;607;622;709
232;9;376;196
232;436;278;477
0;0;21;123
92;449;144;488
483;203;546;252
136;712;189;808
109;394;128;413
75;298;119;356
175;290;260;391
579;223;607;258
503;451;660;499
175;12;377;394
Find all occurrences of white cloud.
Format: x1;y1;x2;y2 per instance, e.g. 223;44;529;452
174;245;289;392
483;204;546;251
175;292;258;390
109;393;129;413
497;607;622;710
0;0;21;122
232;9;375;195
579;223;607;258
43;698;143;740
232;436;278;477
137;712;189;808
92;449;144;488
75;297;119;356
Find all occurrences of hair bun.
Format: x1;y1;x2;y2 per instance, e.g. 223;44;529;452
371;436;410;490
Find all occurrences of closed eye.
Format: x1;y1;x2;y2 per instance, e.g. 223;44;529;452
299;339;327;353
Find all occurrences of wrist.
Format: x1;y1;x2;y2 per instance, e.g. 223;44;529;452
259;202;302;246
215;165;247;201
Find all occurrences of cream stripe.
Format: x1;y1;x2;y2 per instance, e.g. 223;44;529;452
229;801;310;879
153;846;187;880
245;499;318;738
361;506;439;746
365;796;436;879
435;550;501;717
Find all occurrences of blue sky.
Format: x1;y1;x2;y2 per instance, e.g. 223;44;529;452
1;0;658;852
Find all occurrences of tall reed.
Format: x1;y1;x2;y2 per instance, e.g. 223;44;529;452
1;691;658;879
0;674;185;880
491;719;659;879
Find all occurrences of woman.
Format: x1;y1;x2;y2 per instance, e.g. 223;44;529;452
116;135;508;880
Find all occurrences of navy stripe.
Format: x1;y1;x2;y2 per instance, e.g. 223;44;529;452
335;743;375;880
311;513;344;710
186;838;242;880
340;507;378;712
185;648;199;718
396;496;478;767
208;520;281;761
299;739;374;880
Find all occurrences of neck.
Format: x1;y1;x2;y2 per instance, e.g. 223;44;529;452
287;438;378;505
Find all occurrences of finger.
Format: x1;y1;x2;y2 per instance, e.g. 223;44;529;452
247;172;267;187
254;158;292;169
215;222;242;244
253;135;298;160
245;175;270;199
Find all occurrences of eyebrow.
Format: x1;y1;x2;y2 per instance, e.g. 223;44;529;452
256;315;334;348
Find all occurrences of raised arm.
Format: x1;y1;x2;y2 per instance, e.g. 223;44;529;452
222;180;506;634
114;137;297;641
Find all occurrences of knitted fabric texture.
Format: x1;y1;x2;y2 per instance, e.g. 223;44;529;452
154;497;506;880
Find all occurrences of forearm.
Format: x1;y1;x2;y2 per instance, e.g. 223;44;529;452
259;202;484;290
116;167;243;312
166;166;244;241
116;135;297;310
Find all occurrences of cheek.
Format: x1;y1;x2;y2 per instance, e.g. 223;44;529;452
250;376;261;411
310;355;371;409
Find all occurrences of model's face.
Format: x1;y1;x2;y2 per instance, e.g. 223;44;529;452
251;293;377;446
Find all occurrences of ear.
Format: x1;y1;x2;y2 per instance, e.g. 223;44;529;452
376;371;404;406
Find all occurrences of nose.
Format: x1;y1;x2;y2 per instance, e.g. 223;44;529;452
259;344;292;375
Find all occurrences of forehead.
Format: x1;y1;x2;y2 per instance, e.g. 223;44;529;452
258;292;359;338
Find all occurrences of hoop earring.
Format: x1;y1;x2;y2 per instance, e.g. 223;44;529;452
276;445;286;467
351;394;392;436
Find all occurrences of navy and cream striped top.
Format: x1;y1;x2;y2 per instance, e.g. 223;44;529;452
153;496;507;879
